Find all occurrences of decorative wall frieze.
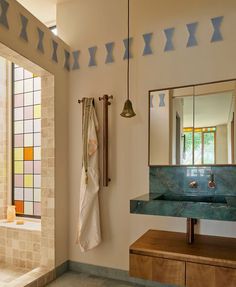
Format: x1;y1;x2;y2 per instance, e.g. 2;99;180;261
0;0;9;29
0;2;225;72
20;14;28;41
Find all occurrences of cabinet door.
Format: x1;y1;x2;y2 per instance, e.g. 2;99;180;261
130;254;185;286
186;262;236;287
130;254;152;280
152;257;185;286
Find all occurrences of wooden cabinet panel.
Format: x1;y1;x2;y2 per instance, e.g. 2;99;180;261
130;254;185;286
152;257;185;286
129;254;152;280
186;262;236;287
186;262;215;287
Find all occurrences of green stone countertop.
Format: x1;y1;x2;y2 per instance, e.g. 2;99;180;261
130;192;236;221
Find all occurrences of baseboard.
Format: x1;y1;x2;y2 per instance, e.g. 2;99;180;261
55;260;69;278
68;261;163;287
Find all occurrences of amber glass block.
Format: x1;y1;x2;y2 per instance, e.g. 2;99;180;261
15;200;24;214
24;147;33;161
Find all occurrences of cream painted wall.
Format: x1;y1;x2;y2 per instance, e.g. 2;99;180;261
0;0;69;266
57;0;236;270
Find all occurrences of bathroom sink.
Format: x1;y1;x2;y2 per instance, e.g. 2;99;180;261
154;194;227;204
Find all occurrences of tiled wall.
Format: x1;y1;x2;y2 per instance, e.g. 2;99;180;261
0;44;56;272
150;166;236;196
0;227;41;269
40;75;55;268
0;57;8;220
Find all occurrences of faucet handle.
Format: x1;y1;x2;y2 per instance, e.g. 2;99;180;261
208;173;216;189
189;181;198;188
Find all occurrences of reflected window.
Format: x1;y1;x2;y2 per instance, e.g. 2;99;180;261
183;127;216;165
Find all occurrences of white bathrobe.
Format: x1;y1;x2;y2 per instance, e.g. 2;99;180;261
77;98;101;252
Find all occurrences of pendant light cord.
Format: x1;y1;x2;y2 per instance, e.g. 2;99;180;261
127;0;130;100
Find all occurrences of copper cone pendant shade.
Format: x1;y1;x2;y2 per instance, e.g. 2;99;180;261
120;0;136;118
120;99;136;118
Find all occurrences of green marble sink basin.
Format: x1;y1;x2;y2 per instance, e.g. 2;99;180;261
154;194;227;204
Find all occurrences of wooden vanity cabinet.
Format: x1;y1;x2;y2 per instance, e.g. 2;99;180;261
130;230;236;287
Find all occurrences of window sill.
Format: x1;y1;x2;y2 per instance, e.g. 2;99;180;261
0;219;41;231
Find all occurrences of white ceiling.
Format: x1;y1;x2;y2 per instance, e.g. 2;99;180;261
183;92;234;128
17;0;70;26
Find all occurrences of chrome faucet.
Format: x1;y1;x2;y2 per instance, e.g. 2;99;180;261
208;173;216;189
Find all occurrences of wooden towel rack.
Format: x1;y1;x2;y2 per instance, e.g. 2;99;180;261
99;95;113;187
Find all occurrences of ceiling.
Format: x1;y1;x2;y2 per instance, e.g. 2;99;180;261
183;92;234;128
17;0;70;26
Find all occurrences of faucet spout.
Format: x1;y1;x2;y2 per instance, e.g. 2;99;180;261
186;218;197;244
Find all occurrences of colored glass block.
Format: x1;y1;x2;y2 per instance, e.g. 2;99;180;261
34;91;41;104
24;174;33;188
14;121;23;134
24;120;33;133
24;78;33;93
34;105;41;118
34;133;41;146
34;202;41;216
14;161;23;174
14;188;23;200
14;81;23;94
14;175;23;187
24;188;33;201
24;202;33;215
24;106;33;120
24;70;33;79
24;133;33;147
15;200;24;214
24;92;33;106
14;94;23;107
34;175;41;188
14;148;23;160
34;77;41;90
24;147;33;161
34;147;41;160
13;65;42;217
14;68;23;81
14;107;24;121
24;161;33;173
34;119;41;132
14;134;23;147
34;188;41;202
34;161;41;174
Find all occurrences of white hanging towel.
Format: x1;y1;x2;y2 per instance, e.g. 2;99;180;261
77;98;101;252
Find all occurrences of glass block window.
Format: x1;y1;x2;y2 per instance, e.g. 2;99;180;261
12;64;41;218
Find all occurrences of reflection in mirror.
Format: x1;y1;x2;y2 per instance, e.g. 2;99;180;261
149;87;194;165
194;81;236;165
149;80;236;166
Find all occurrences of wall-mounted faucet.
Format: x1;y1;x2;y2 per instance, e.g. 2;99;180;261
208;173;216;189
189;181;198;188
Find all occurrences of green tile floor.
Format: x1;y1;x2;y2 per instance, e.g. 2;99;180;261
47;272;142;287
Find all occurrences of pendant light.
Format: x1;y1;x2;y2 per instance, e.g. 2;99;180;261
120;0;136;118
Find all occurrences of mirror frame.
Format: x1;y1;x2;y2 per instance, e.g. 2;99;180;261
148;78;236;167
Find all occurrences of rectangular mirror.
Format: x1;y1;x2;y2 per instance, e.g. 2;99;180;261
149;80;236;166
